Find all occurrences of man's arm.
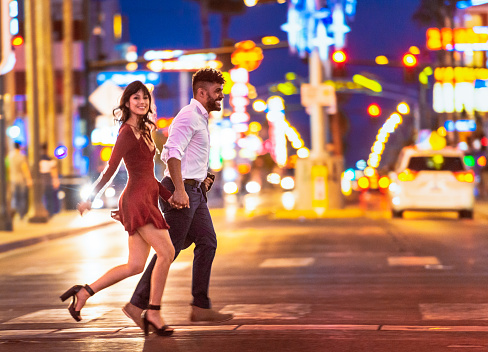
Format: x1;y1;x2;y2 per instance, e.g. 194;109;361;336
167;157;189;208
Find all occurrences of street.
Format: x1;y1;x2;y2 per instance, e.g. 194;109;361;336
1;199;488;351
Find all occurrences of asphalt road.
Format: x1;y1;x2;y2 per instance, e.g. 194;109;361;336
1;209;488;351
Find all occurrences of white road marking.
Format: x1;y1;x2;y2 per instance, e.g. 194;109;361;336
420;303;488;321
4;308;113;324
220;303;311;320
259;258;315;268
388;256;440;266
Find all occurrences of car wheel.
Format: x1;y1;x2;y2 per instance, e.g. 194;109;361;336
459;210;473;219
392;210;403;218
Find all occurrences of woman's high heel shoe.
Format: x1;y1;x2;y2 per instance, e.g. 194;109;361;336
59;284;95;322
141;304;174;337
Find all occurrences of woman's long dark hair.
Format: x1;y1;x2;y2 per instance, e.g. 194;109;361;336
113;81;156;134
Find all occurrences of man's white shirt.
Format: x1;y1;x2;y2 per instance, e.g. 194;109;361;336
161;99;210;182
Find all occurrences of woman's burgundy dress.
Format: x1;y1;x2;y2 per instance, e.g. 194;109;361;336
90;123;171;235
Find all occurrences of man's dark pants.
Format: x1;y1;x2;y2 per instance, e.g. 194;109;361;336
130;176;217;309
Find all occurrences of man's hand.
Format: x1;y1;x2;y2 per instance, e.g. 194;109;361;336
172;188;190;209
201;176;214;193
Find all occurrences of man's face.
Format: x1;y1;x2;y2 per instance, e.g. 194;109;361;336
202;82;224;112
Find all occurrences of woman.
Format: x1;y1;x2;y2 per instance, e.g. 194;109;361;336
60;81;175;337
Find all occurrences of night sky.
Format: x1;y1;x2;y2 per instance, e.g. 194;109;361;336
118;0;428;170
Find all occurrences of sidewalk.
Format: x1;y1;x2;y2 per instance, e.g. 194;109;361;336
1;200;488;254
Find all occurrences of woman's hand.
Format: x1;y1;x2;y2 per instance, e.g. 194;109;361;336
77;201;92;216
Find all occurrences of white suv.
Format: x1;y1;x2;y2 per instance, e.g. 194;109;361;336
388;146;475;219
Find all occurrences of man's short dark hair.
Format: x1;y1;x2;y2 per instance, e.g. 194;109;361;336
192;68;225;96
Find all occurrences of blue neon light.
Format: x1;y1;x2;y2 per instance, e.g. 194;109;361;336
97;71;161;87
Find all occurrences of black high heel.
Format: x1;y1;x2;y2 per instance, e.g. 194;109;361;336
59;284;95;322
141;304;174;337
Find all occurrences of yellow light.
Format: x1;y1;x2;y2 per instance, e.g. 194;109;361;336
249;121;262;133
409;46;420;55
261;36;280;45
113;13;122;40
252;100;267;112
237;163;251;174
378;176;390;189
357;176;370;189
478;156;487;167
12;36;23;46
285;72;297;81
397;102;410;114
100;146;112;162
353;74;382;93
375;55;389;65
126;62;138;71
147;60;164;72
244;0;258;6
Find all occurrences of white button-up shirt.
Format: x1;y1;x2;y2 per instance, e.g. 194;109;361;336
161;99;210;182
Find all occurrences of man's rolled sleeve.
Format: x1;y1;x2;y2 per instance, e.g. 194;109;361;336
161;113;194;163
161;145;183;163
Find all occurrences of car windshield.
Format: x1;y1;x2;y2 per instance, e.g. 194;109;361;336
407;156;465;171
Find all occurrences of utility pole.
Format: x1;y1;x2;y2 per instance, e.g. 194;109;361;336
25;0;48;223
62;0;74;176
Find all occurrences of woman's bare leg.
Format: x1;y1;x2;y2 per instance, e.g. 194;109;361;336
74;233;150;312
137;224;175;328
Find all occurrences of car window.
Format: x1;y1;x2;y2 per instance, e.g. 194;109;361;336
407;156;465;171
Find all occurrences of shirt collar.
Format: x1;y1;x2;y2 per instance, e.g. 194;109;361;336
190;99;209;119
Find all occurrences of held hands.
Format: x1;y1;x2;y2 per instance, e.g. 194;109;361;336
77;200;92;216
169;189;189;210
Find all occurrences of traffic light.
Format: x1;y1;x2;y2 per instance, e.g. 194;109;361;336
332;50;347;77
402;53;418;83
367;103;381;118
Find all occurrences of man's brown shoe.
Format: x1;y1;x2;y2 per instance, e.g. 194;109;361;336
190;305;233;323
122;302;144;330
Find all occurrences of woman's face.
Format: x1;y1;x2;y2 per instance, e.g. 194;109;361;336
126;89;150;117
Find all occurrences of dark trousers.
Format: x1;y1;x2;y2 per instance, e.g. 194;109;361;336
11;184;28;219
130;176;217;309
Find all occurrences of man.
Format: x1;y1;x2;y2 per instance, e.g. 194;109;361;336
7;142;32;220
123;68;233;326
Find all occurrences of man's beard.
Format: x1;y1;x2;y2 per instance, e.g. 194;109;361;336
207;98;222;112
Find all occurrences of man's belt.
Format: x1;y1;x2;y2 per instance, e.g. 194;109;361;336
184;179;201;188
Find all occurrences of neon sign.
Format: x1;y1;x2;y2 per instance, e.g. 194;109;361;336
281;0;356;61
427;27;488;51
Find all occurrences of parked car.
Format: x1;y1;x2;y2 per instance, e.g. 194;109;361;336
388;146;475;219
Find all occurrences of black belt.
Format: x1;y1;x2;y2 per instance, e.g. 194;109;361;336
184;179;201;187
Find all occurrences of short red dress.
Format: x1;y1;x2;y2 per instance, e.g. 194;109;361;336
89;123;172;235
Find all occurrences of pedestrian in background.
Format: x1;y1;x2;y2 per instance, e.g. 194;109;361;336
61;81;175;337
39;143;60;217
123;68;234;327
7;142;32;220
